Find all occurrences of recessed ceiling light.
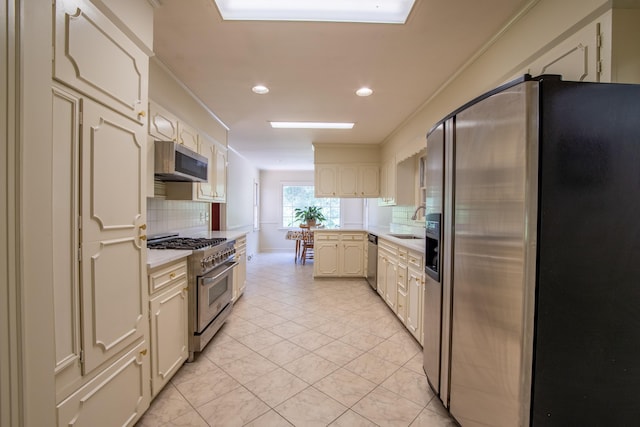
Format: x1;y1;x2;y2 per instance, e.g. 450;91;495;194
213;0;416;24
252;85;269;94
270;121;354;129
356;87;373;97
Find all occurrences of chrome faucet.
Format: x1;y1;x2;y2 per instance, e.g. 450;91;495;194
411;205;426;220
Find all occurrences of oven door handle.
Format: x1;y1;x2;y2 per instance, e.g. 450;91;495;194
201;261;238;286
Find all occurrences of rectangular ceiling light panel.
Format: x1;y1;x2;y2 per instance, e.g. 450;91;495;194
214;0;416;24
270;122;354;129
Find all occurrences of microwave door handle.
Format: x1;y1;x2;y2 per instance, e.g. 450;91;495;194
202;262;238;285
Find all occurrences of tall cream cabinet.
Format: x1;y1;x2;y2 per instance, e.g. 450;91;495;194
148;260;189;397
52;0;151;424
314;164;380;198
314;231;366;277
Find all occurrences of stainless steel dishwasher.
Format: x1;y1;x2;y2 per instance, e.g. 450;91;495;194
366;233;378;290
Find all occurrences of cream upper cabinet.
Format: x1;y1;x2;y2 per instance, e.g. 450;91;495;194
196;137;217;201
359;164;381;197
149;101;178;142
315;164;379;198
314;232;365;277
177;122;199;152
149;260;188;397
54;0;148;125
315;165;338;197
379;159;396;205
214;144;227;203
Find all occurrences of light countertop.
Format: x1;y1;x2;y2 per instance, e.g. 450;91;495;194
314;226;426;253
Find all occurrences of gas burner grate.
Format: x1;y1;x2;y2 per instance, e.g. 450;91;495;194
147;237;227;250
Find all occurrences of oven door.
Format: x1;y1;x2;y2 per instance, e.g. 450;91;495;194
197;261;236;333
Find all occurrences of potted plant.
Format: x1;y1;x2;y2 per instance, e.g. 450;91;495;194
293;206;327;227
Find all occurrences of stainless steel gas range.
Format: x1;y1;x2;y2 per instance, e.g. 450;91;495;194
148;234;236;361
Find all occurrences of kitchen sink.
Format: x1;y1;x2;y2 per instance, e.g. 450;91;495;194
389;234;425;240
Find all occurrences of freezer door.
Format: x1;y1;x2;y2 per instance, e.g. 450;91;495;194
449;81;539;427
423;122;444;394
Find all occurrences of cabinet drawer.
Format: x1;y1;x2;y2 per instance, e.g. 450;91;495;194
316;233;339;241
398;248;408;263
378;239;399;256
341;233;364;241
408;251;424;270
149;261;187;294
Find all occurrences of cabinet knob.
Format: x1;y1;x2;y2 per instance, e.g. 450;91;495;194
139;349;148;356
139;224;147;230
169;272;176;279
138;110;146;119
140;235;147;241
183;287;189;292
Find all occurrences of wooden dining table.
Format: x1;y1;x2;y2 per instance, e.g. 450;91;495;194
285;229;313;262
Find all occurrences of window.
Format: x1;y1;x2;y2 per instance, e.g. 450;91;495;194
282;184;340;228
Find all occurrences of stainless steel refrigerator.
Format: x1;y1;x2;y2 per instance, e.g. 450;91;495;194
422;75;640;426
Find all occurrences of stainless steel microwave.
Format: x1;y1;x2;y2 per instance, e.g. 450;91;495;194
154;141;208;182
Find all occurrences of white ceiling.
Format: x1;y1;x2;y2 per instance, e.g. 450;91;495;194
153;0;530;170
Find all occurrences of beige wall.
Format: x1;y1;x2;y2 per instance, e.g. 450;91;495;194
226;147;260;259
381;0;611;161
149;59;228;145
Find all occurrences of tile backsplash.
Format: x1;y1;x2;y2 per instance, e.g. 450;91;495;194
389;205;426;236
147;198;209;236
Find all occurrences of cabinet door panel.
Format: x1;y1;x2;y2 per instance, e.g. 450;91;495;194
360;165;380;197
177;122;199;152
81;239;146;374
81;99;146;242
197;138;216;200
338;166;358;196
315;242;339;276
57;340;150;427
214;145;227;202
54;0;147;124
80;99;146;374
52;86;82;393
341;241;364;276
148;101;178;141
151;283;188;396
315;165;337;197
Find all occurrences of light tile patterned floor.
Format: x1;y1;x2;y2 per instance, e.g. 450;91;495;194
137;252;457;427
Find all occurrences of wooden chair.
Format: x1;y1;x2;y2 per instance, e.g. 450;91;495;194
301;230;314;264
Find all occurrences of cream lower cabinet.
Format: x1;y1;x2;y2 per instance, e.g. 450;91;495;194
233;236;247;301
377;240;425;345
149;260;189;397
378;239;399;311
407;263;424;345
57;339;150;427
314;232;365;277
